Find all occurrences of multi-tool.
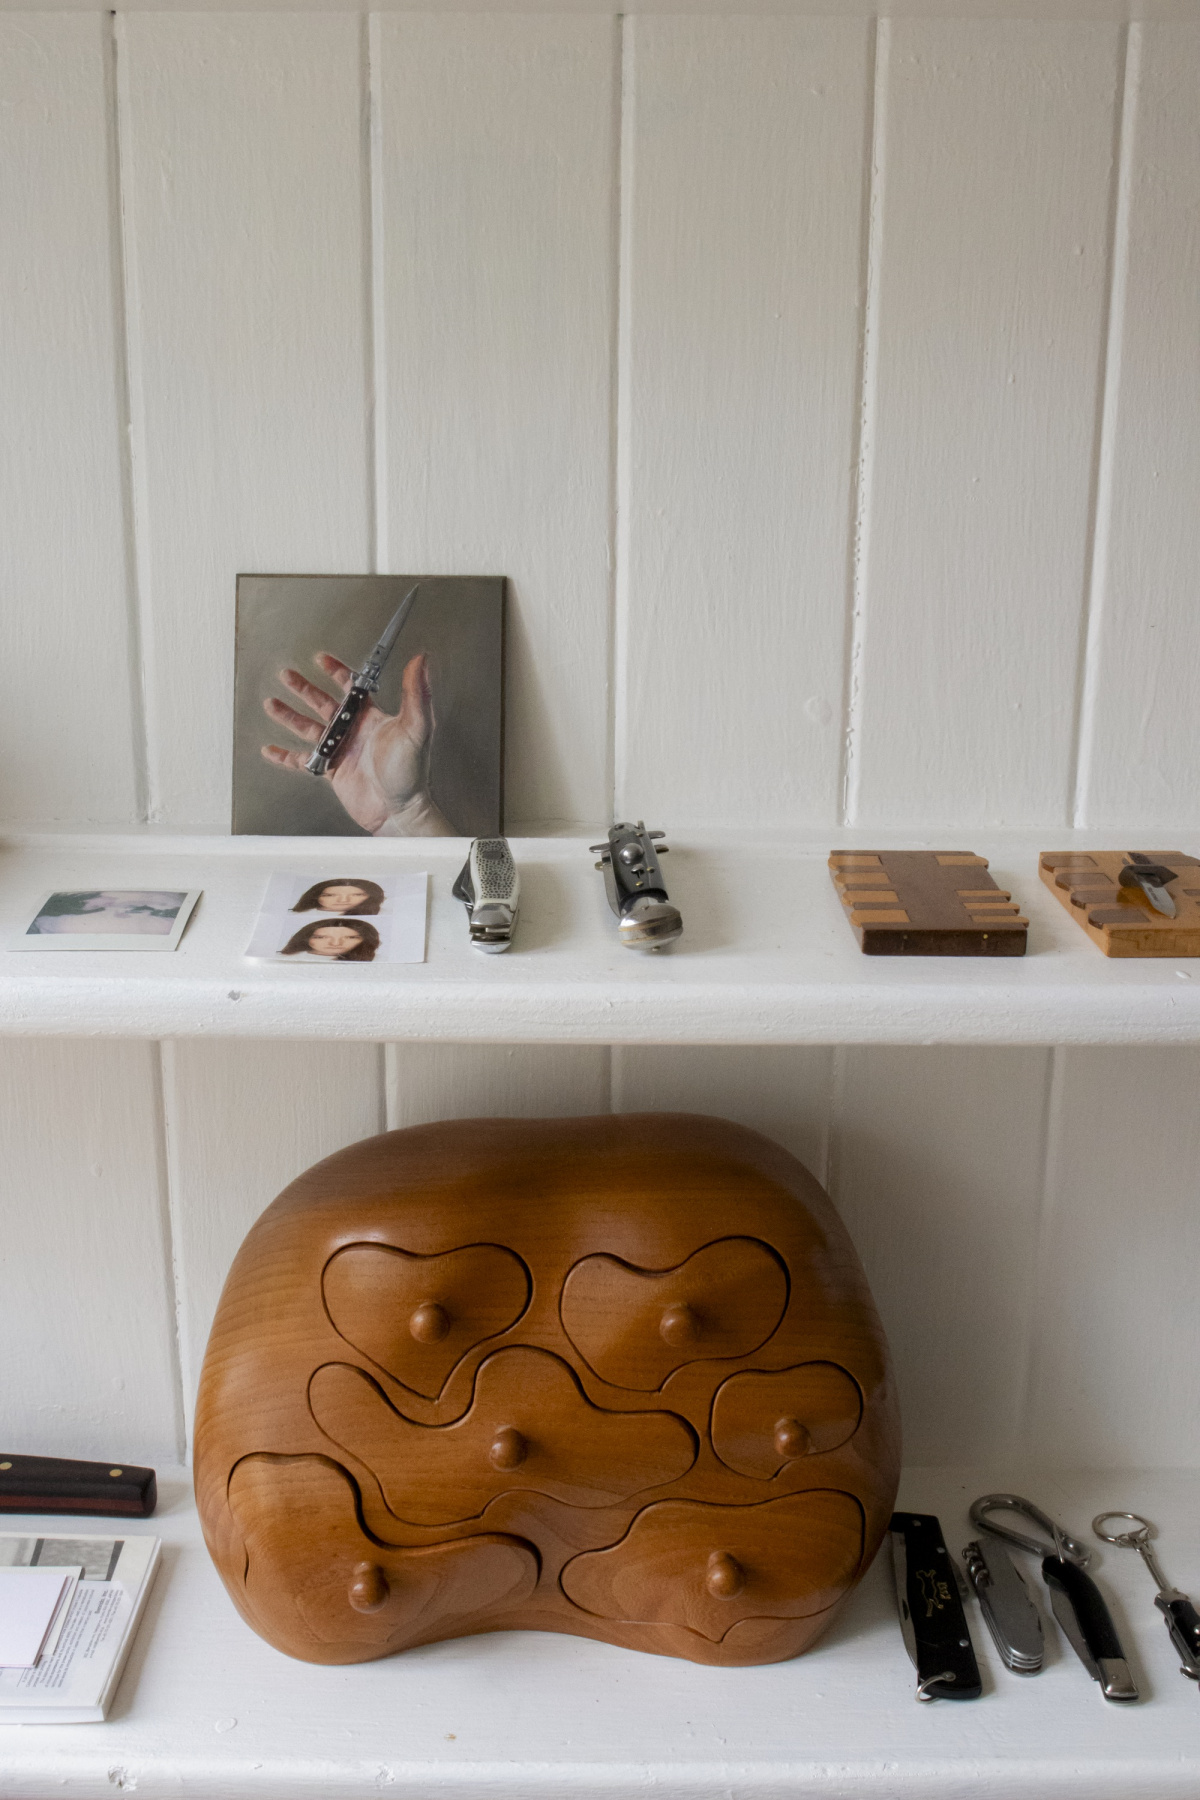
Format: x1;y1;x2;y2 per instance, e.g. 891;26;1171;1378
962;1537;1044;1673
305;582;420;777
889;1511;982;1701
1118;852;1178;917
971;1494;1138;1702
590;822;682;950
1094;1511;1200;1688
453;838;519;953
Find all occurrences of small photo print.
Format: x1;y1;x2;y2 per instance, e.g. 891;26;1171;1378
14;890;201;953
245;872;427;965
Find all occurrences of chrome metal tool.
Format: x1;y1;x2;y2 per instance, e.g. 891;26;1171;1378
1094;1512;1200;1687
1118;853;1178;917
889;1511;982;1701
453;837;519;953
305;582;420;777
962;1537;1044;1673
971;1493;1138;1702
590;822;682;951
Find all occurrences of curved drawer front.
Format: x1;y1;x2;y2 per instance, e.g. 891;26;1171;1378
309;1347;696;1525
711;1363;863;1477
322;1242;530;1398
228;1454;538;1659
560;1237;788;1390
560;1490;863;1641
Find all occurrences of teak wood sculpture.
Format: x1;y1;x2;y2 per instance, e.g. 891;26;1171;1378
829;851;1028;955
1040;852;1200;956
194;1115;900;1668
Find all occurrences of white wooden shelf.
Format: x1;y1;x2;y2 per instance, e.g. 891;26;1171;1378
2;829;1200;1045
3;1466;1198;1800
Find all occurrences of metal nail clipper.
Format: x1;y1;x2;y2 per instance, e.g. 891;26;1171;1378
453;837;519;953
1094;1512;1200;1687
590;822;682;950
971;1494;1138;1702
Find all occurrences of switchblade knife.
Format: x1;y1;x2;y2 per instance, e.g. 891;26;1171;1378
0;1454;156;1517
889;1512;982;1701
306;581;421;777
1118;853;1178;918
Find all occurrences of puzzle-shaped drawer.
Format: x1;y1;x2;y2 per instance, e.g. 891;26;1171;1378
322;1242;530;1398
228;1453;538;1662
560;1490;863;1641
711;1364;863;1476
560;1237;787;1390
309;1347;696;1525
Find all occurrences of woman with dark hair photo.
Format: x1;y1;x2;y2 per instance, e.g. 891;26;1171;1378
280;920;381;962
292;879;385;917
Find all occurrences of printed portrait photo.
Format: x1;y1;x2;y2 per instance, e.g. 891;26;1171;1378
233;575;504;838
244;871;427;965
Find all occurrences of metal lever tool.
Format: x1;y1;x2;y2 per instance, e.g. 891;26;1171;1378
453;837;519;953
1118;853;1178;918
971;1493;1138;1702
962;1537;1044;1673
590;822;682;950
1094;1512;1200;1687
305;582;420;777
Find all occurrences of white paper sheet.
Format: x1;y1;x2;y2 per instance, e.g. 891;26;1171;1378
0;1568;79;1667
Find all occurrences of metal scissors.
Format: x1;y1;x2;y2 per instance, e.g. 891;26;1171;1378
1094;1512;1200;1687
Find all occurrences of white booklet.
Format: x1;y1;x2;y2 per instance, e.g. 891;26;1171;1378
0;1533;160;1723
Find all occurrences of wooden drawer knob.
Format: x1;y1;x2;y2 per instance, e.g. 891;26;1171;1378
705;1551;744;1599
409;1301;450;1343
659;1303;700;1346
773;1416;811;1460
489;1426;527;1471
348;1562;390;1613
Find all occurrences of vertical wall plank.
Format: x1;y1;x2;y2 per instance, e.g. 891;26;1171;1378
375;15;616;830
0;15;140;824
0;1042;180;1463
387;1045;609;1130
829;1046;1051;1464
1076;24;1200;830
1026;1049;1200;1469
119;14;371;826
618;17;871;828
849;21;1121;829
612;1047;833;1183
163;1041;383;1439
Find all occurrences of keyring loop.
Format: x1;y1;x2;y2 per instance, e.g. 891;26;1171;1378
1093;1511;1153;1548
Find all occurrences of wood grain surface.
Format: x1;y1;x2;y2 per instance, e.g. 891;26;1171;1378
194;1114;899;1665
829;851;1028;954
1040;850;1200;955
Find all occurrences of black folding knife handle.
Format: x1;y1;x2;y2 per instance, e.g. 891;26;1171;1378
891;1512;982;1701
1158;1595;1200;1675
0;1454;156;1517
308;685;368;773
1042;1556;1137;1700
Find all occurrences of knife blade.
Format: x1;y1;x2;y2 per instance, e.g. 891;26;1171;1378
1041;1555;1138;1702
889;1512;982;1701
0;1455;156;1518
1118;854;1178;918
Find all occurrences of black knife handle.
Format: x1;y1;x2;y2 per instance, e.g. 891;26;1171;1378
891;1512;982;1701
0;1455;156;1518
1158;1595;1200;1674
1043;1555;1137;1699
309;686;368;770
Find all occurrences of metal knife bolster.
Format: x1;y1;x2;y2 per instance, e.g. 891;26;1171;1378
889;1513;982;1701
1042;1556;1138;1702
0;1454;156;1518
962;1539;1044;1673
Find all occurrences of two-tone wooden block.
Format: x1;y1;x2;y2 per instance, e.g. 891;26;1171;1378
1039;852;1200;956
829;851;1028;956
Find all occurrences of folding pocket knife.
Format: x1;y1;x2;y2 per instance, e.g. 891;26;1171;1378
590;822;682;950
889;1512;982;1701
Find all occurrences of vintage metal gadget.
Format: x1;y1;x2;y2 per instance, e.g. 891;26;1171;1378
0;1454;156;1518
889;1511;982;1701
1118;853;1178;917
971;1493;1138;1702
1094;1512;1200;1687
590;822;682;951
453;838;519;953
962;1537;1044;1673
305;582;420;777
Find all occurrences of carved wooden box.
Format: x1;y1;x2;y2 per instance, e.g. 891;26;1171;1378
194;1114;900;1668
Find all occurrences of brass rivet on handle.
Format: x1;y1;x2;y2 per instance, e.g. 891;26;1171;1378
110;1468;123;1477
0;1462;11;1471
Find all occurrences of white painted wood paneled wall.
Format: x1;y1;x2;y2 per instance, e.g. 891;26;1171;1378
1;12;1198;1470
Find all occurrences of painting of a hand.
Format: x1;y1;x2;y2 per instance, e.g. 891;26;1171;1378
262;651;456;836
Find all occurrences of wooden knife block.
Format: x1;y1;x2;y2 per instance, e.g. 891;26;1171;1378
194;1114;900;1668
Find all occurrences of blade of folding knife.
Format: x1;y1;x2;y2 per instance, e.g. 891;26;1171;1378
1140;879;1177;917
889;1513;982;1701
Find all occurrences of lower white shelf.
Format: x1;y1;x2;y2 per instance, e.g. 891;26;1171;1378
2;828;1200;1044
3;1466;1198;1800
